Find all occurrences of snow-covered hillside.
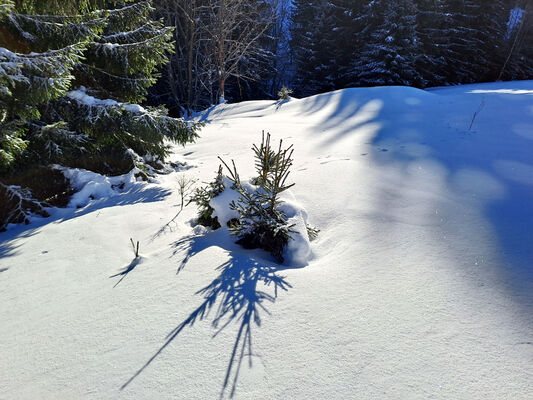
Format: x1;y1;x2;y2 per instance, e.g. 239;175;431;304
1;81;532;399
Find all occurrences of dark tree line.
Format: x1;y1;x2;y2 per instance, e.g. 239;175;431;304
290;0;533;97
148;0;533;111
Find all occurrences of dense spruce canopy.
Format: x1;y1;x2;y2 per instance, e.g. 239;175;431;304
0;0;199;175
290;0;533;97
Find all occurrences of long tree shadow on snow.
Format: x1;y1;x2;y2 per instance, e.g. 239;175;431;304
121;232;292;398
308;84;533;320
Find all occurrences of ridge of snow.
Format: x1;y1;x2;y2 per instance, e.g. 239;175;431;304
67;86;147;113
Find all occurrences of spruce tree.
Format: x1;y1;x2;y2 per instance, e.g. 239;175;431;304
0;0;199;175
331;0;364;89
415;0;450;86
416;0;508;85
349;0;422;87
291;0;338;96
439;0;503;84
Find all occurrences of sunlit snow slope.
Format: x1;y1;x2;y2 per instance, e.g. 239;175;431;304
1;81;532;399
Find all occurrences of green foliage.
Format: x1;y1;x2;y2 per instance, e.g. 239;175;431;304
0;1;13;17
0;0;199;176
51;90;200;160
190;165;224;230
0;180;49;230
277;85;293;101
0;42;86;173
6;11;106;50
23;121;87;165
82;1;175;103
220;132;296;264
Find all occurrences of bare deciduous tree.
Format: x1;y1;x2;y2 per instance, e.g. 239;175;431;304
206;0;275;103
154;0;276;111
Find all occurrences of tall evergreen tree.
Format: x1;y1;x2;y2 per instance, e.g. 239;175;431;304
349;0;422;87
0;0;199;175
415;0;451;86
330;0;364;89
416;0;508;85
291;0;338;96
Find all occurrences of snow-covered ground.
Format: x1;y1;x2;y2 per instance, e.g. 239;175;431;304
1;81;532;399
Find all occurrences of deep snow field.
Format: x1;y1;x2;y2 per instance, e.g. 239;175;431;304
1;81;532;399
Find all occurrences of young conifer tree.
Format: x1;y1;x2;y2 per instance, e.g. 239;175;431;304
220;132;296;264
0;0;199;175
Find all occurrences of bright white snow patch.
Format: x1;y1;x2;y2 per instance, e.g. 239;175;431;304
57;166;143;208
1;80;532;400
67;87;119;107
281;202;312;267
67;86;147;113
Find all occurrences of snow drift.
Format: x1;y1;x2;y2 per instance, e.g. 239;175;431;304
1;81;532;399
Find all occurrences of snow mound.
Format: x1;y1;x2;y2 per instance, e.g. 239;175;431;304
57;166;143;208
280;200;312;268
2;81;533;400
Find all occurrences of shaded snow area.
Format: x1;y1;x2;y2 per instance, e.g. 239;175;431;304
1;82;533;399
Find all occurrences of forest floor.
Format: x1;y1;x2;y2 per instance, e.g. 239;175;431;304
1;81;532;399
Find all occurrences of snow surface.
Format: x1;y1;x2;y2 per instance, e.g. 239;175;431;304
1;81;533;399
58;166;145;208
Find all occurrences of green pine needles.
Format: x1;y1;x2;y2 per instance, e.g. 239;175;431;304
190;165;225;230
193;132;298;264
0;0;199;176
277;85;293;101
223;132;296;263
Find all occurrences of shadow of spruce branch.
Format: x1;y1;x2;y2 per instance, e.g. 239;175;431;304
121;235;292;399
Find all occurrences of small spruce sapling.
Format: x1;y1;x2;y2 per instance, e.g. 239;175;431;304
177;174;195;210
190;165;225;229
219;132;296;263
277;85;293;101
